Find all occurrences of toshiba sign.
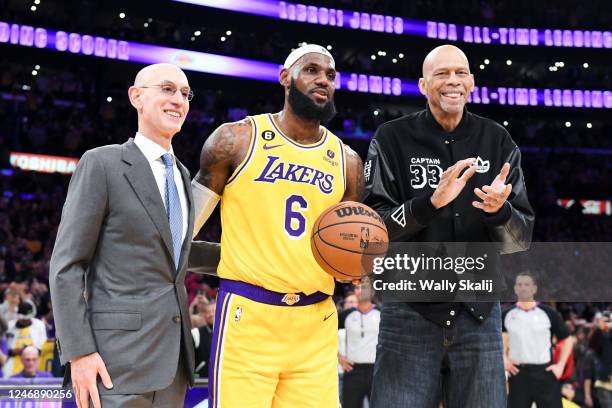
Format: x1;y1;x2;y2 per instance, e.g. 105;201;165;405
10;152;78;174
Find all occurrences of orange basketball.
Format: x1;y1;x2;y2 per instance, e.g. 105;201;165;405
311;201;389;280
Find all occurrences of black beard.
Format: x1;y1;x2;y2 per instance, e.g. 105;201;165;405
287;80;336;123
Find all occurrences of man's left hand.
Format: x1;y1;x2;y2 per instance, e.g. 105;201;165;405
473;162;512;213
545;362;564;379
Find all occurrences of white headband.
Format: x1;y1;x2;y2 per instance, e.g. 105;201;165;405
283;44;335;69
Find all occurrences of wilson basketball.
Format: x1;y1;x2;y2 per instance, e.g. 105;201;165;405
311;201;389;280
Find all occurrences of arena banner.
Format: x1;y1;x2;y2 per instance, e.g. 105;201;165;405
557;199;612;216
369;242;612;303
172;0;612;48
10;152;79;174
1;21;611;109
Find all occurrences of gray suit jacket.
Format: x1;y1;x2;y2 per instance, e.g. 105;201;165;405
49;138;196;394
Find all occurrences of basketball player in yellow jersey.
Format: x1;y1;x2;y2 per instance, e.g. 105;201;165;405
190;44;363;407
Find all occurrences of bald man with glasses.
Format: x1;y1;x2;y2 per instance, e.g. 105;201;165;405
51;63;198;408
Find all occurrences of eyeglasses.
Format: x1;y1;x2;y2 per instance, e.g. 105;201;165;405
139;82;194;102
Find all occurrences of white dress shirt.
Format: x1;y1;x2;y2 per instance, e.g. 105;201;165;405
134;132;188;245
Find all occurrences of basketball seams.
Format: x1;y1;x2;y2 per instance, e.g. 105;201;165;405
314;201;346;230
310;201;389;279
316;233;388;256
314;203;388;233
312;201;341;236
311;234;356;278
315;220;387;234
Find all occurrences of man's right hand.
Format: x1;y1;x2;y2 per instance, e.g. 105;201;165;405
70;352;113;408
430;158;477;209
338;355;354;373
503;356;520;376
584;394;593;407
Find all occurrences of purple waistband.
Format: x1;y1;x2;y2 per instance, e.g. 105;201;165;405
219;279;330;306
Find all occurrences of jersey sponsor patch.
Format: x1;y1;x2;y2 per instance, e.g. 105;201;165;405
323;149;339;166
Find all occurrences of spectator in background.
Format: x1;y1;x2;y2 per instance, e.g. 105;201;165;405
503;272;575;408
10;283;38;317
338;279;380;408
202;302;215;328
3;302;47;377
562;382;581;408
10;346;52;378
584;313;612;408
41;294;55;339
189;292;212;328
0;313;7;369
0;286;21;322
29;279;50;317
343;292;358;312
192;301;215;378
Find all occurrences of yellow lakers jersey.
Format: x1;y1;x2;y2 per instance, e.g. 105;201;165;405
218;113;346;295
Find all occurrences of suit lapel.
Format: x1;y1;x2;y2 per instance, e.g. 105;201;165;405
122;139;175;264
176;159;193;278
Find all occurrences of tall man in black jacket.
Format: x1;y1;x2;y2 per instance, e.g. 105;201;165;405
364;45;535;408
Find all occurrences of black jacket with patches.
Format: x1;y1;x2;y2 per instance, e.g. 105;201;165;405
363;106;535;327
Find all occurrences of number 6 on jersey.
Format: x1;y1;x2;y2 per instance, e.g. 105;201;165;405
285;194;308;238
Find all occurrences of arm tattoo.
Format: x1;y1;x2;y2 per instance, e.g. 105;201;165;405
196;125;237;194
195;120;251;194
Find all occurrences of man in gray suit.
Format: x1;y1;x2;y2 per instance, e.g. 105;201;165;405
50;63;196;408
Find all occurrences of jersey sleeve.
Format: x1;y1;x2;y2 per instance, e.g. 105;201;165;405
540;304;570;340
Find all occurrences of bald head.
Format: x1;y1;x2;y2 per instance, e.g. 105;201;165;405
422;45;470;79
21;345;40;359
128;63;190;145
418;44;474;123
133;63;188;87
21;345;40;375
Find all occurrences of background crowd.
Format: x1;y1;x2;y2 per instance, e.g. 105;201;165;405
1;0;610;406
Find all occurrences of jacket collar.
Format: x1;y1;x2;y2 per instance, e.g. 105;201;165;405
424;103;472;141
